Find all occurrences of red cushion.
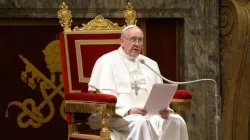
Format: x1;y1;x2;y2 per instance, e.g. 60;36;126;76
65;92;117;103
173;90;192;99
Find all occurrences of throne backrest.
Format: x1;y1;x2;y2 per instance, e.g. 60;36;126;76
58;2;137;94
59;29;122;94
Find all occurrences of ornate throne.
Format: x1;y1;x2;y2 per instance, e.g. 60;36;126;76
57;2;192;140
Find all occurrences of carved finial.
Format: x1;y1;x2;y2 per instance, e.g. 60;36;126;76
123;2;137;25
57;2;72;31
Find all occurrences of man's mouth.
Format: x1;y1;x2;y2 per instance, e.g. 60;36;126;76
132;48;139;51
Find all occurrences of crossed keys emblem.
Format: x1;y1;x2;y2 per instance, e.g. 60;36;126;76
5;40;65;128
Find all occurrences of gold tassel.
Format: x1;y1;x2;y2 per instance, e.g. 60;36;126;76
170;99;192;112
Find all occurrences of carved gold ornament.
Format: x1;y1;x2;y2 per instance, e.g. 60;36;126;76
123;2;137;25
73;15;125;31
57;2;72;31
57;2;137;32
5;40;65;128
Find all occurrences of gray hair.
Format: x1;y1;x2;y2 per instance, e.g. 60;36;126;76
121;25;140;38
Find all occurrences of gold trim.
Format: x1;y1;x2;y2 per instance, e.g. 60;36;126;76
75;39;120;83
65;100;117;115
65;30;123;34
68;114;77;135
70;133;110;140
63;33;81;93
74;15;125;31
100;108;110;139
170;99;192;112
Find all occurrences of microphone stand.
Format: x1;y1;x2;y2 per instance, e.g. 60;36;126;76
139;59;221;140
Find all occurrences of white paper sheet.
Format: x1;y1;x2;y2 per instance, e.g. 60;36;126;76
144;83;178;115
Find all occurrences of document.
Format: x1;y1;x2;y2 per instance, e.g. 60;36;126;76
144;83;178;115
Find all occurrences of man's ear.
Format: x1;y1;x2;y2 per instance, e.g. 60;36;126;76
120;38;124;44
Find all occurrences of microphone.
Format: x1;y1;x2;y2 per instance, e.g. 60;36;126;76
139;58;221;140
139;58;217;85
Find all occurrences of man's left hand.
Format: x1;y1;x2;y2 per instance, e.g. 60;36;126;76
159;108;174;119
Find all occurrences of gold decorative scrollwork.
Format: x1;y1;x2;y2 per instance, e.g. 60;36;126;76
124;2;137;25
73;15;125;31
58;2;138;31
57;2;72;31
5;40;65;128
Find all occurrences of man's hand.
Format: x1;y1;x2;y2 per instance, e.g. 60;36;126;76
128;107;147;115
159;108;174;119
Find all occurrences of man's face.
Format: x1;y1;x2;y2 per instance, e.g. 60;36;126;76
120;27;143;58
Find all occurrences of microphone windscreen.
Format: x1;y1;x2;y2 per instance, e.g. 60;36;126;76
139;58;145;64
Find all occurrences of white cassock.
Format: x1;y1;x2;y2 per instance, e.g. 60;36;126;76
88;47;189;140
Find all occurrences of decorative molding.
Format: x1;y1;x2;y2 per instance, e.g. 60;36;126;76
0;8;194;18
220;0;250;140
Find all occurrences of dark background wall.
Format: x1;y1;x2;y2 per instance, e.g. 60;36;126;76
0;23;67;140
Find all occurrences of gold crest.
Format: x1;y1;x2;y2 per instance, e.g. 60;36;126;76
5;40;65;128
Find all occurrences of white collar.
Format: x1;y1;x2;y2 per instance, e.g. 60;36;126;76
118;47;139;62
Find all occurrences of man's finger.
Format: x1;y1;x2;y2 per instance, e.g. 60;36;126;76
137;110;146;115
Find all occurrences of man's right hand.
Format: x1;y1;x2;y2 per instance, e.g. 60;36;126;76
128;107;147;115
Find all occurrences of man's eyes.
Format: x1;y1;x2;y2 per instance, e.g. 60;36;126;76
130;38;143;42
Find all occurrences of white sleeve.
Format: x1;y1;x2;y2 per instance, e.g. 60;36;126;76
88;56;133;117
88;56;116;93
98;89;133;117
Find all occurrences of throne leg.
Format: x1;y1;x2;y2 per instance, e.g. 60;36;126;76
68;113;78;135
100;108;111;139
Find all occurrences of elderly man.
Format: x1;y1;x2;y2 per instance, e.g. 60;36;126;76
88;25;188;140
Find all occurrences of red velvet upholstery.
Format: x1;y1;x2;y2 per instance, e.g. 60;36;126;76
173;90;192;99
65;92;117;102
59;32;121;93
